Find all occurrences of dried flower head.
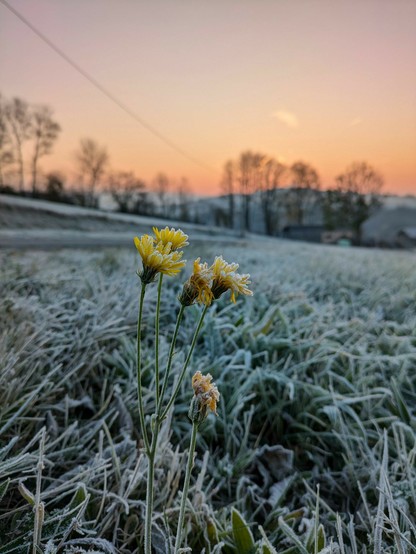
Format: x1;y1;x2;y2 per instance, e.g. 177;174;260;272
210;256;253;303
153;226;189;251
179;258;213;307
189;371;220;424
134;234;186;284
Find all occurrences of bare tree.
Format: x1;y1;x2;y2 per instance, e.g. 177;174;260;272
0;95;14;187
44;171;66;202
108;170;147;213
220;160;235;228
31;106;61;195
238;151;265;231
5;97;32;191
334;161;384;239
286;161;321;224
259;158;286;235
75;138;109;207
222;151;285;234
153;172;169;216
176;177;192;221
336;161;383;196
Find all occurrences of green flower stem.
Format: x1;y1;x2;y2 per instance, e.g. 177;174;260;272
155;274;163;406
161;305;209;421
137;283;150;454
175;420;199;554
157;304;185;415
143;274;164;554
145;302;187;552
144;420;160;554
144;302;186;552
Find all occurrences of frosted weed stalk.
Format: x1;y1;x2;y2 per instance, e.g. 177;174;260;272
134;227;253;553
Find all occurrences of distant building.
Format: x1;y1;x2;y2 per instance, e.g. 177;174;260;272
321;230;354;246
396;227;416;249
362;207;416;247
281;225;325;243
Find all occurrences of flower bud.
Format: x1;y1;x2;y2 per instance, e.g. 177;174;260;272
189;371;220;424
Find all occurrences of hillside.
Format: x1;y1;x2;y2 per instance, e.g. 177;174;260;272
0;194;239;249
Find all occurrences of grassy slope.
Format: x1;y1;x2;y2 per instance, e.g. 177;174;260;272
0;239;415;553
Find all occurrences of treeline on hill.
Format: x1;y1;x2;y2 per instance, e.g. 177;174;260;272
0;93;384;241
0;93;192;217
220;152;383;241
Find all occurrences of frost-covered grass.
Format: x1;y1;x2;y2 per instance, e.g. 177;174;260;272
0;240;415;553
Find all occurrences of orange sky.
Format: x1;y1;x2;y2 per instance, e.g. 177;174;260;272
1;0;415;195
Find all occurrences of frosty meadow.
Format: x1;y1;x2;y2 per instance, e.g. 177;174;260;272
0;231;415;553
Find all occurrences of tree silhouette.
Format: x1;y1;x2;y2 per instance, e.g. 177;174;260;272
221;151;286;234
176;177;192;221
286;161;321;224
44;171;65;202
336;161;383;196
75;138;109;207
5;97;32;191
108;170;147;213
334;161;384;238
0;95;14;187
220;160;235;228
31;106;61;195
238;151;265;231
259;158;286;235
153;172;170;217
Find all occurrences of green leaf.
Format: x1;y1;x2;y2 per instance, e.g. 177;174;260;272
259;526;278;554
306;486;326;553
0;479;10;503
307;523;326;553
18;481;35;506
316;524;326;552
278;516;309;554
390;379;411;425
0;437;19;461
282;509;304;521
252;306;281;336
68;483;88;510
231;508;255;554
207;517;219;546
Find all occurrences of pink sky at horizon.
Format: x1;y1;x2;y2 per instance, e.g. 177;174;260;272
1;0;415;196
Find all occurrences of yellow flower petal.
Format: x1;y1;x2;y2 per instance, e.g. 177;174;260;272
191;371;220;417
134;233;186;283
153;226;189;251
210;256;253;302
179;257;213;306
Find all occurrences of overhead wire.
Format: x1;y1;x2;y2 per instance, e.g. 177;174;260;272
0;0;219;175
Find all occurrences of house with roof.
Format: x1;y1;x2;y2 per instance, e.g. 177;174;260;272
396;227;416;249
361;206;416;247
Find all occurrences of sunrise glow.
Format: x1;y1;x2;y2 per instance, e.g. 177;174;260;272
1;0;415;195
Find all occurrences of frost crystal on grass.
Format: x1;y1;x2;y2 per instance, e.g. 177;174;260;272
0;240;415;552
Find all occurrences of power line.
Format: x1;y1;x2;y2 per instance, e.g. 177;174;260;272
0;0;218;175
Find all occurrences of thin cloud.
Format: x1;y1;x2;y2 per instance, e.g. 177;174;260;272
348;117;362;127
272;110;299;129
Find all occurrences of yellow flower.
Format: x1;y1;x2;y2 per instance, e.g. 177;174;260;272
179;258;213;307
153;226;189;251
210;256;253;303
134;234;186;284
189;371;220;423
